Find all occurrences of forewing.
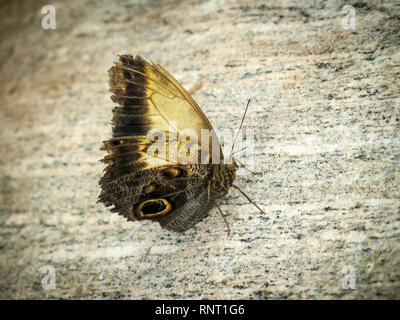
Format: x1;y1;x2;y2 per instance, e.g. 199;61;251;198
99;55;221;227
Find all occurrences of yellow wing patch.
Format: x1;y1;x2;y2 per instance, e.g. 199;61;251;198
106;55;222;170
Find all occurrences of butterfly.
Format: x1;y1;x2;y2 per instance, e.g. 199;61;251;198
98;55;263;233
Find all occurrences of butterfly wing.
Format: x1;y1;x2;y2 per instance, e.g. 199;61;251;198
98;55;227;232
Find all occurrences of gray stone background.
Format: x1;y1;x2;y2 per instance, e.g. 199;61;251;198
0;0;399;299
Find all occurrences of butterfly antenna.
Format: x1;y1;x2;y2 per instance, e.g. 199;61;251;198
229;99;251;163
231;145;248;156
217;206;230;236
232;184;266;215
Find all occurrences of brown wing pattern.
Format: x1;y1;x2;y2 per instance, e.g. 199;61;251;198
98;55;227;231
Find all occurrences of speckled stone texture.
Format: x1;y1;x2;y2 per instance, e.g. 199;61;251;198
0;0;399;299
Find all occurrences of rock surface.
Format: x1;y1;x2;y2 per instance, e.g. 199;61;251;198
0;0;399;299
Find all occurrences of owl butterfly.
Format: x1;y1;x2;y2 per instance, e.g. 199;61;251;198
98;55;264;233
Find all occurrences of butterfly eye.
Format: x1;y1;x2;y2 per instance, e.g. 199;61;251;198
137;199;172;217
111;140;121;146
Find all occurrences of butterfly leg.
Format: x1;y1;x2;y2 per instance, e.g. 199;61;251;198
217;205;230;236
233;157;262;175
141;246;152;262
232;184;266;215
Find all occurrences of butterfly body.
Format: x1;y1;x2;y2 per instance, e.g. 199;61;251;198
98;55;237;232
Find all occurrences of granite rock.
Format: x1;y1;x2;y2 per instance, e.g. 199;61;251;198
0;0;399;299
